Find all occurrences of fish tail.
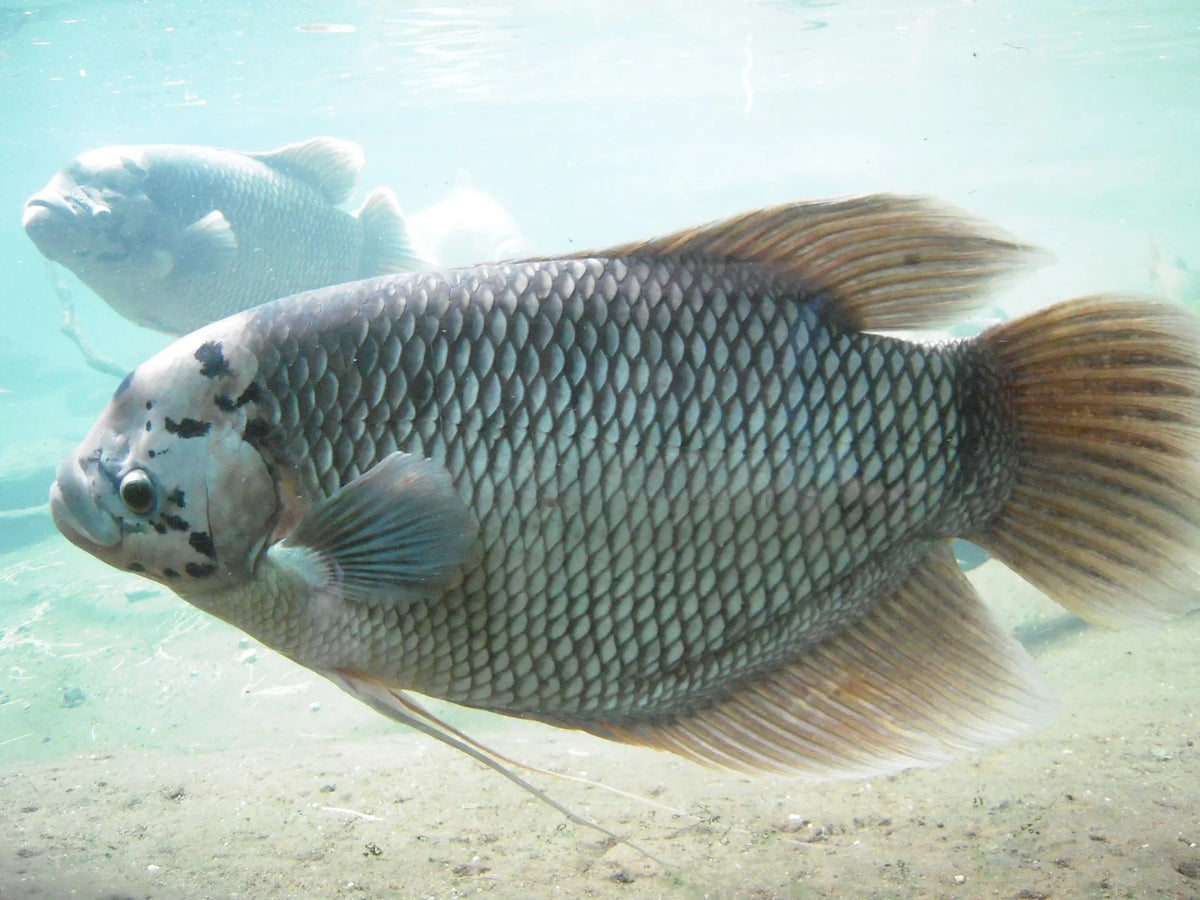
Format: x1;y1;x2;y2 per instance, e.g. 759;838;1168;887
357;186;436;274
973;294;1200;627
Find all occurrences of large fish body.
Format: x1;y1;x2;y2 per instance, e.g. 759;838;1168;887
23;137;430;335
50;196;1200;779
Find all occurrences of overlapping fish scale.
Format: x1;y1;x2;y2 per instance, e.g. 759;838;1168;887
245;254;993;717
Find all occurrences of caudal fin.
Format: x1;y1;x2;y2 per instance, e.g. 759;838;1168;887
357;186;436;274
973;295;1200;627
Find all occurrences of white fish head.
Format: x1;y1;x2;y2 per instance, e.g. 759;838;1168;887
49;326;280;599
23;146;167;277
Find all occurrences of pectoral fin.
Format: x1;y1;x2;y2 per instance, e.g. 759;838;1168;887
177;210;238;272
283;451;477;607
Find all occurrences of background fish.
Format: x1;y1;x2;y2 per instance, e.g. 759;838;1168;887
50;195;1200;785
23;137;432;335
407;180;526;267
1150;241;1200;312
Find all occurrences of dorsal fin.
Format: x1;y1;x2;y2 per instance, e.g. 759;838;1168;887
247;136;364;205
577;194;1045;331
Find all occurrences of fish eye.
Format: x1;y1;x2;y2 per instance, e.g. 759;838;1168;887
119;469;156;515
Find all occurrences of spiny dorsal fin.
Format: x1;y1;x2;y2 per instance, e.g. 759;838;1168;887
574;541;1054;779
248;136;364;205
578;194;1045;332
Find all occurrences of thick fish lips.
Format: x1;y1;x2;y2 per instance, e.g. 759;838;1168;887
23;173;113;259
22;195;73;254
49;454;122;552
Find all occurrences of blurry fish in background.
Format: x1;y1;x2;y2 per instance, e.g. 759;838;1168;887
1150;241;1200;312
23;137;432;339
408;177;525;267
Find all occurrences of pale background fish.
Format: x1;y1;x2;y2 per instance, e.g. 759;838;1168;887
407;177;526;267
1150;241;1200;312
3;2;1200;898
23;137;431;335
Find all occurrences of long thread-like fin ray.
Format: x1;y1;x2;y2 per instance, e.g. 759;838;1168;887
385;690;687;817
327;670;673;865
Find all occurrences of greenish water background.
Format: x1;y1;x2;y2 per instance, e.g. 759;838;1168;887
1;0;1198;768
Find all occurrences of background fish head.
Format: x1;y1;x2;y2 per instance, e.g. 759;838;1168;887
23;146;171;280
49;328;280;599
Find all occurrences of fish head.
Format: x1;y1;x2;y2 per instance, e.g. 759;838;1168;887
23;146;168;277
49;329;281;598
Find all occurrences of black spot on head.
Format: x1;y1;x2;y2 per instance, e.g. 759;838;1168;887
148;449;156;458
164;417;211;438
152;521;166;534
189;531;216;559
113;370;135;399
161;513;189;532
195;341;232;378
128;562;146;573
166;488;186;508
162;567;179;579
215;382;261;413
243;418;271;443
145;400;154;410
145;421;152;432
185;562;216;578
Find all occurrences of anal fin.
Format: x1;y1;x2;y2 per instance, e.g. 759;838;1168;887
591;542;1055;780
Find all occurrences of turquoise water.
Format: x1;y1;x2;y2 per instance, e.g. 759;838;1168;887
2;3;1200;898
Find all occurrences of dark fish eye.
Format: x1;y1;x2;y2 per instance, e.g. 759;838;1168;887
119;469;156;515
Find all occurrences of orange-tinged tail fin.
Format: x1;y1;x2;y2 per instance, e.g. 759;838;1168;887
973;294;1200;627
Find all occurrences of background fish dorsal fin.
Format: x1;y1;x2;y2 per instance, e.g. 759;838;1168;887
576;542;1055;779
248;136;365;205
581;194;1046;331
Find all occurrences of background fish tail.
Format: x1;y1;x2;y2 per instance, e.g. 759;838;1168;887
973;295;1200;627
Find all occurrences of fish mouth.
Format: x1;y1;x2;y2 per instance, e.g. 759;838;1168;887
22;198;73;250
49;459;121;550
22;196;66;224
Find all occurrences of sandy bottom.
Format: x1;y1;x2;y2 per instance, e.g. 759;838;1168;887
1;537;1199;900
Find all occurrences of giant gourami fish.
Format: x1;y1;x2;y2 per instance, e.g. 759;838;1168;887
50;195;1200;789
23;137;430;335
